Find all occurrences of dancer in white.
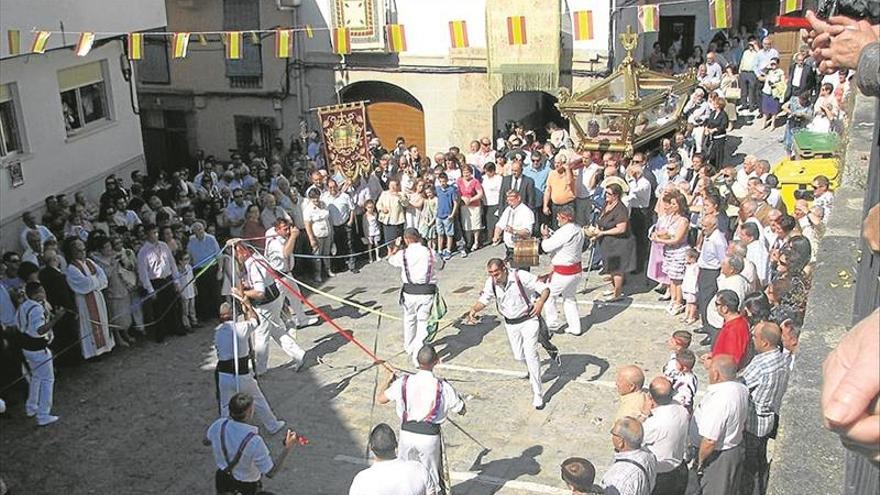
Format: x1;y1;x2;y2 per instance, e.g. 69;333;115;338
264;217;319;330
539;206;585;336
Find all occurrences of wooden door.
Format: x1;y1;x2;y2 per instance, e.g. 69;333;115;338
365;102;426;155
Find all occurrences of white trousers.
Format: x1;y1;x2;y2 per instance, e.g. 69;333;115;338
543;272;583;336
23;348;54;422
253;296;305;375
218;371;283;432
504;319;544;405
402;293;433;362
398;429;442;489
280;276;311;326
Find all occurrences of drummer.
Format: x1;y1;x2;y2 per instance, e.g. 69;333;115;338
492;190;536;271
539;206;585;336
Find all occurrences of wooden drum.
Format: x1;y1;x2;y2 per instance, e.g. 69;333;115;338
512;238;539;268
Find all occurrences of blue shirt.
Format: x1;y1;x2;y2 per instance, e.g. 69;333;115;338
435;185;458;219
523;164;550;206
187;233;221;266
755;48;779;76
647;153;668;176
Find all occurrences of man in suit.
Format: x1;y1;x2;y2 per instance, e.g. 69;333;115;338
499;158;536;215
784;52;818;103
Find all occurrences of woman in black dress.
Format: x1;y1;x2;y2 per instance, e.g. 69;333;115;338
590;183;636;302
704;93;730;169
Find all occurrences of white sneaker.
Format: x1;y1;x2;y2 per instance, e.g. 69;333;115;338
533;397;545;410
37;415;59;426
269;420;287;435
297;316;320;328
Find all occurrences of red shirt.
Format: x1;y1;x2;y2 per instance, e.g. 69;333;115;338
712;315;751;367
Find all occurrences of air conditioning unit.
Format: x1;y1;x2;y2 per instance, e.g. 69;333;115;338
276;0;302;10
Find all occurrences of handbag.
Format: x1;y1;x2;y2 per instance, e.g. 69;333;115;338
724;81;741;101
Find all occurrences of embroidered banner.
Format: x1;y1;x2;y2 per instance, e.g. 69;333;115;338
330;0;385;51
317;101;372;182
486;0;560;93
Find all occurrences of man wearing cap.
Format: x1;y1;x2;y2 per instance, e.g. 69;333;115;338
388;229;444;364
539;206;585;336
377;344;465;492
349;423;437;495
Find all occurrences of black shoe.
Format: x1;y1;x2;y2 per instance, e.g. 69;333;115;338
351;268;360;274
699;336;713;346
694;328;710;335
535;403;546;410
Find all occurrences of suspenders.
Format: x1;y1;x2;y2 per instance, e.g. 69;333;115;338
219;420;257;475
402;248;434;285
491;271;533;320
400;374;443;423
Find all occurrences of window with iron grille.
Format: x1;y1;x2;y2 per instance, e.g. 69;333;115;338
223;0;262;86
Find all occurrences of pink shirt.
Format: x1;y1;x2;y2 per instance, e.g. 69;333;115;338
456;177;483;206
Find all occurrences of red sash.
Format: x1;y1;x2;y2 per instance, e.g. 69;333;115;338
75;260;107;350
552;262;582;276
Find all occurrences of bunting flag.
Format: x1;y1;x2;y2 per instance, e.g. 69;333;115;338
172;32;190;58
127;33;143;60
225;31;242;59
75;32;96;56
779;0;803;15
386;24;406;53
448;20;469;48
7;30;21;56
250;31;261;44
31;31;51;54
305;24;314;39
572;11;594;41
709;0;732;29
275;29;292;58
198;34;209;46
332;27;351;54
637;4;660;33
507;16;527;45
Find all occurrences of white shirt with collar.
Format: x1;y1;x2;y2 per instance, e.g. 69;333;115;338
20;225;56;252
214;318;258;361
206;418;273;482
541;222;584;266
643;402;689;473
349;458;436;495
384;369;464;424
698;229;728;270
264;226;294;273
495;203;535;249
576;162;603;198
478;269;547;320
745;239;770;285
601;448;657;495
323;190;355;226
626;175;653;208
243;253;274;296
388;243;442;285
692;380;749;451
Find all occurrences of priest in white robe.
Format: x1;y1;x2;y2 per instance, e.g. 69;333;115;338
63;238;114;359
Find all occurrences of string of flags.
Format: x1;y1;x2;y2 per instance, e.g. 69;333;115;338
3;0;805;59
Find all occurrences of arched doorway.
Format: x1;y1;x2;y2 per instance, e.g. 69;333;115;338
492;91;569;144
339;81;426;155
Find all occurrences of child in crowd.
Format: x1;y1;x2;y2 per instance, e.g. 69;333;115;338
419;185;439;251
434;172;459;260
362;199;382;263
666;349;698;414
176;251;198;331
681;248;700;325
662;330;693;376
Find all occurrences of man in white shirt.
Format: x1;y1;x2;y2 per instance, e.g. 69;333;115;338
574;156;603;227
539;206;584;335
492;190;536;269
625;162;653;209
468;259;551;409
811;175;834;222
19;211;56;252
704;51;724;89
387;229;444;364
601;416;657;495
322;178;358;273
205;393;299;495
264;218;319;332
696;216;728;335
225;191;251;237
739;222;769;286
704;255;752;345
349;423;437;495
642;376;689;495
691;355;749;495
377;344;464;491
137;224;182;342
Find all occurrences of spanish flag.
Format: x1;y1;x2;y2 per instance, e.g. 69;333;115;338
305;24;314;39
386;24;406;53
31;31;51;54
448;20;469;48
572;11;594;41
332;27;351;54
226;31;242;59
709;0;732;30
507;16;527;45
637;4;660;33
275;29;292;58
75;32;96;57
779;0;803;15
250;31;261;45
127;33;143;60
7;30;20;56
172;32;190;58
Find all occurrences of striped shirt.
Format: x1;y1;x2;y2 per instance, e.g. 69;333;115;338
740;349;788;437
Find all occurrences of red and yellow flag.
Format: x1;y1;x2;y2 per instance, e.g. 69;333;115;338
31;31;51;54
386;24;406;53
572;11;594;41
779;0;803;15
507;16;527;45
75;32;96;57
709;0;732;30
198;34;209;46
332;27;351;54
250;31;261;45
638;4;660;33
127;33;143;60
7;30;21;56
172;32;190;58
275;29;292;58
305;24;314;39
448;20;469;49
226;31;242;59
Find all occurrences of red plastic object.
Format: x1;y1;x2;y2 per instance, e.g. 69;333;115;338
777;15;812;30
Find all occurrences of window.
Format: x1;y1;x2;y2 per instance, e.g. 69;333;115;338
139;35;171;85
0;84;24;157
223;0;262;86
57;61;111;135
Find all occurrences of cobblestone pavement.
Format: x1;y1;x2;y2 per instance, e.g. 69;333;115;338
0;118;785;494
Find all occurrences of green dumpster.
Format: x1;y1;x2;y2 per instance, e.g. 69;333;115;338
793;131;840;159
